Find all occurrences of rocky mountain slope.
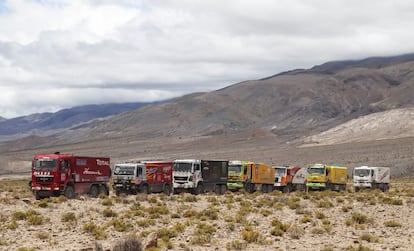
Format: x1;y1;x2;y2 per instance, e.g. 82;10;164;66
61;53;414;145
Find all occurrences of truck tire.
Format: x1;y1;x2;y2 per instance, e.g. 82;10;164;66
283;185;291;193
245;182;254;193
220;184;227;195
163;184;171;195
355;187;360;192
141;184;149;194
214;185;220;194
89;185;99;198
35;191;42;200
64;186;75;199
99;185;109;196
194;184;203;195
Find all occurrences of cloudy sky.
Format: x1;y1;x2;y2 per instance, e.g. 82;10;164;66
1;0;414;118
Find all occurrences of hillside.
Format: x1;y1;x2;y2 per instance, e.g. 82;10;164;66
61;54;414;145
0;102;153;141
302;108;414;146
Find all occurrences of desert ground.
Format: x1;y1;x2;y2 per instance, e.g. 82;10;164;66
0;177;413;251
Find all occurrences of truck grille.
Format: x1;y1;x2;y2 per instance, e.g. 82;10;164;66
174;176;188;183
36;176;54;182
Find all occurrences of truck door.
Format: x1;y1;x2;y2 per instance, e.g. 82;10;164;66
60;159;70;183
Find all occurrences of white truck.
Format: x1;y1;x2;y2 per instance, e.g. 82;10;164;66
173;159;228;195
353;166;390;192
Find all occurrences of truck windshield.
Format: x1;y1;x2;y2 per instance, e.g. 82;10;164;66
228;164;242;173
113;166;135;175
33;159;57;170
275;168;286;176
307;167;325;174
354;169;370;177
173;163;192;172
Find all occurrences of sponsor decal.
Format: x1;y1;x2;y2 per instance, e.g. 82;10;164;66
83;168;102;175
96;159;109;166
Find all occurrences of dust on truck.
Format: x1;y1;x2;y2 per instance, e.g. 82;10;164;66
173;159;228;195
227;161;275;193
112;161;173;195
353;166;390;192
306;164;347;191
31;153;111;200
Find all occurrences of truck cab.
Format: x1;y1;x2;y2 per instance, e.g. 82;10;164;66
32;153;111;200
306;164;347;191
274;166;301;192
112;161;173;195
173;159;202;194
227;160;251;190
353;166;390;192
112;163;144;195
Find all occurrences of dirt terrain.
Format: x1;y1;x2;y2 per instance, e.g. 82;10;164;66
0;179;413;251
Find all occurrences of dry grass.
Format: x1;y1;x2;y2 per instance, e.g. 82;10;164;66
0;177;413;250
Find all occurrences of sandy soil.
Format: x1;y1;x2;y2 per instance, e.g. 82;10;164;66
0;179;413;251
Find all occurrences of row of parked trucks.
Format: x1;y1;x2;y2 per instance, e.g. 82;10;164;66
30;152;391;199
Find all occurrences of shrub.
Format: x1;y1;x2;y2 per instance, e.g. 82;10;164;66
241;226;261;243
287;224;304;239
27;215;44;225
12;211;27;221
157;227;178;242
102;198;113;206
360;233;380;243
112;235;143;251
384;220;402;227
82;222;108;239
316;211;326;219
226;240;247;250
137;219;155;227
36;232;49;240
102;208;118;217
61;212;77;223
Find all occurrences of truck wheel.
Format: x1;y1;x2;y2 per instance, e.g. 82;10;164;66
220;184;227;195
99;186;109;196
214;185;221;194
283;185;290;193
64;186;75;199
35;191;42;200
245;182;254;193
194;184;203;195
141;185;149;194
89;185;99;198
115;189;120;196
163;184;171;195
355;187;360;192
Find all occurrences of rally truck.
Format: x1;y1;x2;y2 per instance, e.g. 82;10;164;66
306;164;347;191
273;166;301;193
112;161;173;195
353;166;390;192
173;159;228;195
31;152;111;200
227;160;274;193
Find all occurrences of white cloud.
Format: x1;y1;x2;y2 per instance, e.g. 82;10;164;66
1;0;414;118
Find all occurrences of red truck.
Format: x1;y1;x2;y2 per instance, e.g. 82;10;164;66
31;152;111;200
112;161;173;195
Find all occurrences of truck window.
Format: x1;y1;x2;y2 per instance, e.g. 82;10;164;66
60;160;69;172
137;166;143;177
173;163;192;172
195;164;201;171
33;159;57;170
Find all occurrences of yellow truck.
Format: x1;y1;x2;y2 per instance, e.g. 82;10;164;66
227;161;275;193
306;164;347;191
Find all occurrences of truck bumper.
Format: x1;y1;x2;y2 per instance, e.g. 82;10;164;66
227;182;244;190
354;183;372;188
306;182;326;188
173;182;195;189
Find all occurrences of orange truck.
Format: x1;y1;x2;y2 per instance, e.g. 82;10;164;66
227;161;275;193
273;166;301;193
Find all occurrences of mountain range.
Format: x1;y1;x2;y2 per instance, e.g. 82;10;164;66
1;53;414;176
